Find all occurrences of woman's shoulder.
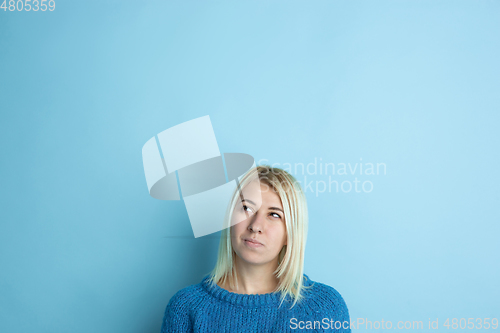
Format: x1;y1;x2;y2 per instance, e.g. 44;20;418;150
161;281;207;332
302;274;350;317
166;280;205;310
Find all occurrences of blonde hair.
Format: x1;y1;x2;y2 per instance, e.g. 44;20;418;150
207;165;310;308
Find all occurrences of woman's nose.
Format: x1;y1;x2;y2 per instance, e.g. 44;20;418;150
248;212;265;233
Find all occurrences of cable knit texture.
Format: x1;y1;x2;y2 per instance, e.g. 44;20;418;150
160;274;351;332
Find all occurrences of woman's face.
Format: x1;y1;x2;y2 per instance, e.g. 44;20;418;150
230;181;287;267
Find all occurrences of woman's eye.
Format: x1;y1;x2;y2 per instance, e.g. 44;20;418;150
242;205;253;213
270;212;281;219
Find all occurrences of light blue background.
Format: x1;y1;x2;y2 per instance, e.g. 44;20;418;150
1;0;499;332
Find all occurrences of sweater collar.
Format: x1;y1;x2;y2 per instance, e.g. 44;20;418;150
201;274;311;308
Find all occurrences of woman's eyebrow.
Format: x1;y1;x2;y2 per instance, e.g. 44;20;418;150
241;199;256;205
269;207;284;213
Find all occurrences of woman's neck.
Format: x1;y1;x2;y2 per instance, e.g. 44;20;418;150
221;257;280;295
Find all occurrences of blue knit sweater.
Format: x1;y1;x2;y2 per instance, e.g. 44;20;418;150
160;274;351;332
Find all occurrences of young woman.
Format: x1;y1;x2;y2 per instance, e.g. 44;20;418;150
161;165;350;332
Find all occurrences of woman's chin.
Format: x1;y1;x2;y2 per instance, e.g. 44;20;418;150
238;254;271;266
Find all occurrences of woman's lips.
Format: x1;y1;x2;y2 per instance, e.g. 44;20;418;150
244;238;263;248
